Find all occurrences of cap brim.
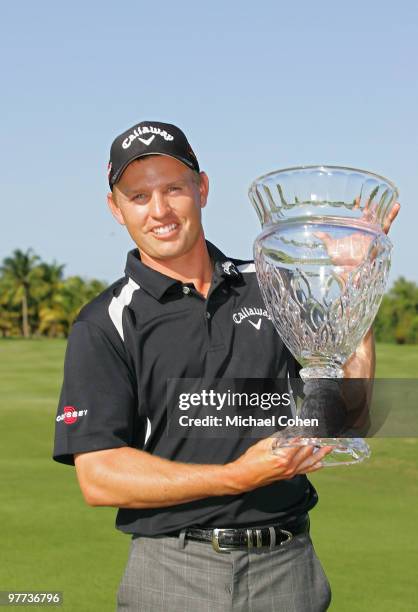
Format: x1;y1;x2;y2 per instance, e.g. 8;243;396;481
110;153;197;188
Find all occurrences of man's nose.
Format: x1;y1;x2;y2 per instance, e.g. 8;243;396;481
149;192;172;218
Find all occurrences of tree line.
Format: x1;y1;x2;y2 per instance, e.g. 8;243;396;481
1;249;417;343
374;276;418;344
0;249;107;338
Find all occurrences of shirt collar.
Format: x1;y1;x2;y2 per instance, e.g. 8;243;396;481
124;240;242;301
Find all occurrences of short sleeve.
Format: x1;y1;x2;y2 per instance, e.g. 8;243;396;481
53;320;137;466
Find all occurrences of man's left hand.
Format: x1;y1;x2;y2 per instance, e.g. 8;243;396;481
315;201;400;271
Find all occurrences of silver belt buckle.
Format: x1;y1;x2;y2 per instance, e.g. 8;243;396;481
212;528;233;553
212;528;261;553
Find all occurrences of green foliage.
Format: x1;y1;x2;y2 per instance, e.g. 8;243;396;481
0;248;42;337
0;249;107;338
374;277;418;344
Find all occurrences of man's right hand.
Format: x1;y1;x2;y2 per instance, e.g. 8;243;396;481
227;438;333;493
74;438;333;509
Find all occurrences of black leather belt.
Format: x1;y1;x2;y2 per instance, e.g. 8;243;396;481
179;514;310;553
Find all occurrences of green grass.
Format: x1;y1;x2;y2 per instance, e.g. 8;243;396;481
310;438;418;611
374;342;418;377
0;340;417;611
0;340;126;611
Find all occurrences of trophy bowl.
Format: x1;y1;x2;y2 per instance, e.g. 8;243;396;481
249;165;398;464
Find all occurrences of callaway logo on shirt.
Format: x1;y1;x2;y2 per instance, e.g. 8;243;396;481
232;306;271;331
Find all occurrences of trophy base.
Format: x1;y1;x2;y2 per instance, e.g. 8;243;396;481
272;437;371;466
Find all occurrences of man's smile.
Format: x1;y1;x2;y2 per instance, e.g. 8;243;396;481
151;222;180;238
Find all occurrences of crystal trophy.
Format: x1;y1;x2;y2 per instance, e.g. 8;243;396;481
249;166;398;465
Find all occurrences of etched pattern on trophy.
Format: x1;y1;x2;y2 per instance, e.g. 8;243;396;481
255;229;391;379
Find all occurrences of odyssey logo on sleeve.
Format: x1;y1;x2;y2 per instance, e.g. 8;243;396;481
56;406;88;424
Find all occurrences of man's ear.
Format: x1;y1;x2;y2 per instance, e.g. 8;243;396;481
199;172;209;209
107;191;126;226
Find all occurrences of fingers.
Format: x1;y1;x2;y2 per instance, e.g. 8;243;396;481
361;202;378;222
263;436;334;468
291;444;320;463
314;231;332;244
271;437;304;460
274;443;333;476
351;195;400;236
383;201;400;234
295;445;334;473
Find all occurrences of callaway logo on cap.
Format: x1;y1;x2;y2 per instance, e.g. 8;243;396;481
108;121;200;188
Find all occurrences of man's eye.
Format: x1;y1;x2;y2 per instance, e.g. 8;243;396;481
133;194;146;201
168;186;181;193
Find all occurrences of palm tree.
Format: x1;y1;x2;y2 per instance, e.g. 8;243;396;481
36;261;65;301
32;261;66;336
38;276;107;337
0;276;20;336
0;249;41;337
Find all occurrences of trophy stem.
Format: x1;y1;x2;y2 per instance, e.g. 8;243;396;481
283;364;370;466
299;363;344;380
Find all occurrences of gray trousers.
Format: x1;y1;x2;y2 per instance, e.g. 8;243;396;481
116;530;331;612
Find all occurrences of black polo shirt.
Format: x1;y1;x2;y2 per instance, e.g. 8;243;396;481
53;241;318;535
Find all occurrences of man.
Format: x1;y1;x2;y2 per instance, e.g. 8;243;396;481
53;121;399;611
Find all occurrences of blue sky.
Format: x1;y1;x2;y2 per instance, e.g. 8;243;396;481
1;0;417;284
